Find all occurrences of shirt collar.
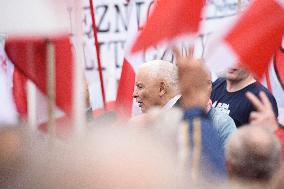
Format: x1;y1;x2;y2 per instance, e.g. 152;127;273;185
163;95;181;110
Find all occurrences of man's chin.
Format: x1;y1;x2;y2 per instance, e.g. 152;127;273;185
140;106;147;113
226;75;243;83
226;73;237;81
141;109;146;113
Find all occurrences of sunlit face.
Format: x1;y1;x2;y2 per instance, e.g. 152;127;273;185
133;69;162;113
226;67;250;82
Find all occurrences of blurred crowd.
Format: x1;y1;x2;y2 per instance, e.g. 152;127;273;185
1;47;284;189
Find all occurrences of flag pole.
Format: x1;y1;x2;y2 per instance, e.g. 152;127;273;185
237;0;242;12
47;41;56;138
73;0;87;137
89;0;107;110
27;80;37;132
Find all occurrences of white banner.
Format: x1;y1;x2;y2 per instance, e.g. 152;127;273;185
82;0;252;108
2;0;281;123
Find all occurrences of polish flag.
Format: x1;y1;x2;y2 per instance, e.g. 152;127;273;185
131;0;205;53
205;0;284;80
0;0;73;125
5;35;73;116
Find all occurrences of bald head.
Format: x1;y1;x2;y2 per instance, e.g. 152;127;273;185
133;60;179;113
225;126;281;182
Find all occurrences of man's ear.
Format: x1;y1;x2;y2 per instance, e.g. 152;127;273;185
159;81;167;97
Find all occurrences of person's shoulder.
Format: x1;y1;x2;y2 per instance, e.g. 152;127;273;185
248;82;278;116
212;77;226;90
209;107;224;118
213;77;226;85
250;82;276;99
209;107;236;127
211;78;226;99
259;83;274;95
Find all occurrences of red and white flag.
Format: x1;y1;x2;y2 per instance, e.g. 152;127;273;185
1;0;74;126
206;0;284;80
5;35;74;116
131;0;205;53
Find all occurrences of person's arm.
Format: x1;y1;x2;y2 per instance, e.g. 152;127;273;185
217;116;236;146
173;47;210;111
209;108;237;147
174;47;226;176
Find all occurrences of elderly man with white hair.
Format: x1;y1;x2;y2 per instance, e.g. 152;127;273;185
133;59;236;147
133;60;180;113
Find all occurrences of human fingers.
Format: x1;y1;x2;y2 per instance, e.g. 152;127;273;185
246;92;263;111
173;47;182;63
259;91;273;109
187;46;194;59
249;111;259;122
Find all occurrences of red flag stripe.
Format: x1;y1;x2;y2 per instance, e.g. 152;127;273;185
131;0;205;53
116;58;135;117
225;0;284;79
5;35;73;115
276;0;284;9
12;68;28;119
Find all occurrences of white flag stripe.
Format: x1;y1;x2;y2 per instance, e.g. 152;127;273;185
0;66;17;124
33;87;64;125
276;0;284;9
0;0;69;35
205;40;238;74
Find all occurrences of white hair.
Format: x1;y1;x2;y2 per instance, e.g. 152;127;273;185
139;60;178;90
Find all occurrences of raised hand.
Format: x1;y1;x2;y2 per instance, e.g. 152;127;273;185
246;91;278;131
173;47;211;110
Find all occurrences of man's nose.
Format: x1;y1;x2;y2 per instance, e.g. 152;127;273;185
133;88;138;98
